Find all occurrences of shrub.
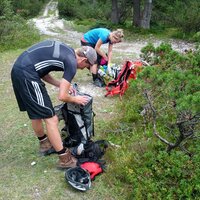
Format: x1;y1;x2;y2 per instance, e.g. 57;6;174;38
169;1;200;33
58;0;110;21
102;43;200;199
12;0;49;18
0;0;40;52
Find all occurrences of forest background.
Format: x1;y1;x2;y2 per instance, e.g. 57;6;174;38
0;0;199;199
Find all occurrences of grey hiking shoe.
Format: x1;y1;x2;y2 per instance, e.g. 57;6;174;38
57;149;77;169
93;78;105;87
39;138;56;156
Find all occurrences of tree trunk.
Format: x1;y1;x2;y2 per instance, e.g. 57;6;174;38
111;0;119;24
140;0;152;29
92;0;97;6
133;0;141;27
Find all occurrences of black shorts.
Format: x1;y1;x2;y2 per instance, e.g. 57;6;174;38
11;66;55;119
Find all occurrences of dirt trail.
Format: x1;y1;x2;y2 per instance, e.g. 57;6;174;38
31;0;196;123
32;0;194;55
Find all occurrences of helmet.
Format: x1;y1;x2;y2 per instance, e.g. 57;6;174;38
65;167;91;191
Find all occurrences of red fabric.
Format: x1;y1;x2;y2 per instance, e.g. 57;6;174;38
81;37;88;43
105;60;143;98
80;162;103;180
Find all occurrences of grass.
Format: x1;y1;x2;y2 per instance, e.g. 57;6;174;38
0;48;123;200
6;41;200;200
1;37;199;200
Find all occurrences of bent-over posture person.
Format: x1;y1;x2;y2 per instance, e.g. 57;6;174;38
81;28;124;87
11;40;97;169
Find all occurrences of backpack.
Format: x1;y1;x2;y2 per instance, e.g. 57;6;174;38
54;84;94;148
97;64;121;86
105;60;144;98
71;140;109;163
54;84;109;162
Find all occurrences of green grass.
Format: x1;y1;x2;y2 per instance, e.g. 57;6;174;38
1;43;199;200
0;49;122;200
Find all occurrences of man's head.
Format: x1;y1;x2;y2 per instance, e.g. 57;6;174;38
76;46;97;69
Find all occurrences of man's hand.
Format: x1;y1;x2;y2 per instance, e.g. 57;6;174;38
74;95;90;106
59;78;89;105
69;85;76;95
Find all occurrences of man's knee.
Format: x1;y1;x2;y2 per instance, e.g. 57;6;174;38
44;115;59;126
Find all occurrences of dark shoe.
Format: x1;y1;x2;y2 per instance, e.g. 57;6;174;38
93;78;105;87
57;149;77;169
39;138;56;156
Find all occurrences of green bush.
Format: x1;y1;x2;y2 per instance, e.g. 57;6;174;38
192;32;200;41
101;43;200;199
58;0;110;21
103;117;200;199
169;1;200;33
58;0;78;19
0;0;40;51
12;0;49;18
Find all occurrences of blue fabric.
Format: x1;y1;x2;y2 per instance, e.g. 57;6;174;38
83;28;111;45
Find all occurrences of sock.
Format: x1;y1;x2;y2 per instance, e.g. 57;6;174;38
57;147;66;155
38;135;47;141
92;73;98;81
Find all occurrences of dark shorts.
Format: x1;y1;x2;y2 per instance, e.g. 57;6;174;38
11;66;55;119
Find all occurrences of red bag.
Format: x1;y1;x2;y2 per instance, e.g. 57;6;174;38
80;161;105;180
105;60;143;98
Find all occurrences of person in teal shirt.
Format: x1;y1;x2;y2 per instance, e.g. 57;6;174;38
81;28;124;87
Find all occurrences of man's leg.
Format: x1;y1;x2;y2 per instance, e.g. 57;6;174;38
32;119;55;156
44;115;63;151
44;115;77;169
32;119;45;137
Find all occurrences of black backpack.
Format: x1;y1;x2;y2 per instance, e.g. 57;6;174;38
54;84;108;162
54;84;94;148
71;140;109;163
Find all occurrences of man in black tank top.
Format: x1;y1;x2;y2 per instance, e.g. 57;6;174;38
11;40;97;169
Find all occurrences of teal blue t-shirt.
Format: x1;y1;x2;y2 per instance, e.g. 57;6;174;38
83;28;111;45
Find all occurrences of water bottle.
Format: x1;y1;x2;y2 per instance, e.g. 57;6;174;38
98;68;110;81
98;68;106;77
107;64;113;77
103;65;108;73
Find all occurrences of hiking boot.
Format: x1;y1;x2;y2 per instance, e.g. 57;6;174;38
39;137;56;156
93;78;105;87
57;149;77;169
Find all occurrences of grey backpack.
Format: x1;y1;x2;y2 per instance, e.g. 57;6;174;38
54;85;94;148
